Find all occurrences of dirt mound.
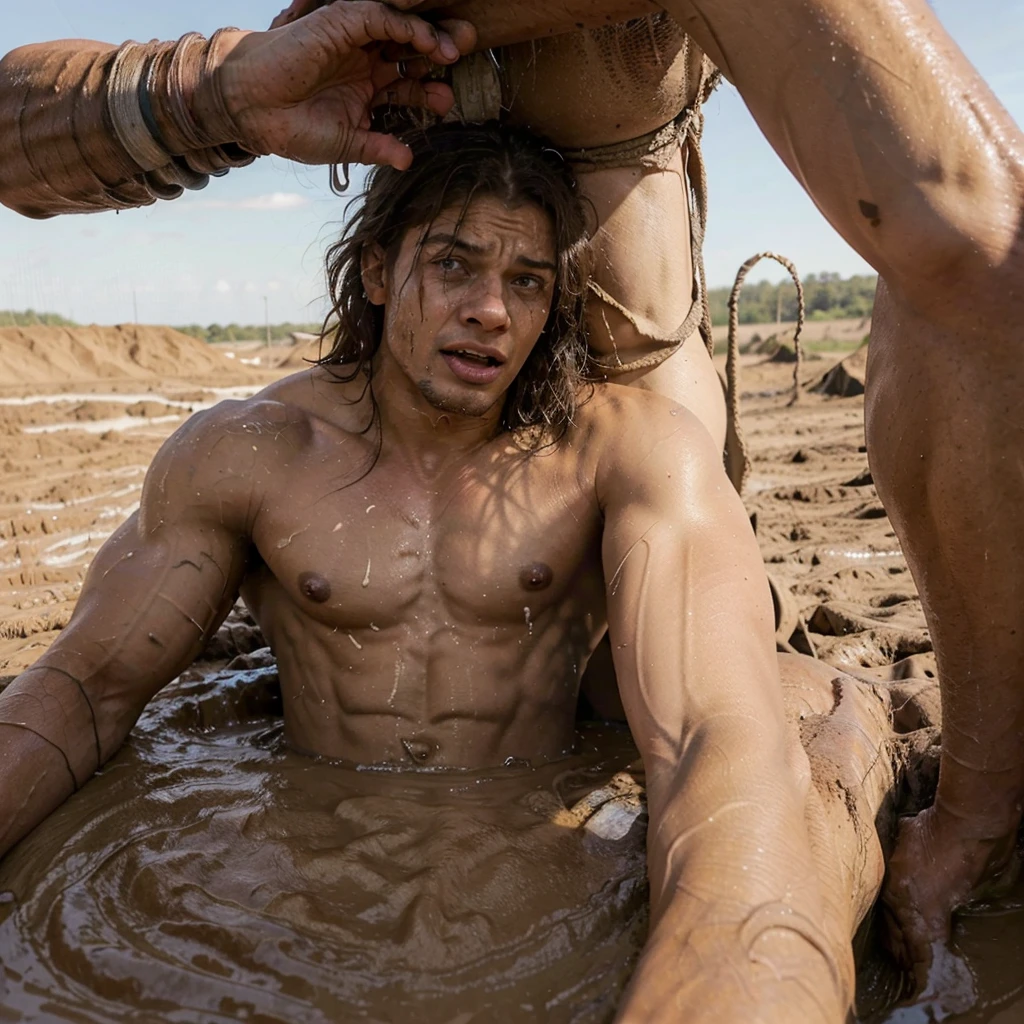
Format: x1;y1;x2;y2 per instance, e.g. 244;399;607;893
277;334;329;370
0;325;250;386
811;343;868;397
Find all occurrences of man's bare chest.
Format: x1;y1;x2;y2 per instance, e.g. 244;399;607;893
247;445;604;630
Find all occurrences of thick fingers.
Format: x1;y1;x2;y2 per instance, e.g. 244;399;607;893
372;79;455;117
326;1;468;64
348;131;415;170
435;18;477;55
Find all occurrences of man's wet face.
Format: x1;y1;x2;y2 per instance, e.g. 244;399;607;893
366;196;557;419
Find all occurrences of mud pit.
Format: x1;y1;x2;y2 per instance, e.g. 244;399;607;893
1;330;1023;1022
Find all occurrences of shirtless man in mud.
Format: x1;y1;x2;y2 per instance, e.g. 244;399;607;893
0;122;898;1023
3;0;1023;991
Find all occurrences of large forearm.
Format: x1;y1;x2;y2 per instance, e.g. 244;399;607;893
616;730;848;1023
0;661;113;860
0;38;252;219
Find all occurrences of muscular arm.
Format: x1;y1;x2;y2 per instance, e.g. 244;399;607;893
0;407;255;859
0;2;471;217
598;396;847;1022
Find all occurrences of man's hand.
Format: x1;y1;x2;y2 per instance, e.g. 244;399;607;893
195;2;476;169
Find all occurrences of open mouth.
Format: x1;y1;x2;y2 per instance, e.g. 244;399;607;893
440;347;507;385
442;348;504;367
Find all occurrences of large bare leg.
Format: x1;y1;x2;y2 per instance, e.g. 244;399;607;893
501;19;726;449
866;280;1024;978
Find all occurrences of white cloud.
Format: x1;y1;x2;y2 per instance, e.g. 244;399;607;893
215;280;231;293
188;192;311;212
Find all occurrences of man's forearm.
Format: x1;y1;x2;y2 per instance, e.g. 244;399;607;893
0;663;108;859
0;39;252;219
617;727;849;1023
0;722;78;859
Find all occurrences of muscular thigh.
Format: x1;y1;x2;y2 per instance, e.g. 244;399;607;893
502;18;726;449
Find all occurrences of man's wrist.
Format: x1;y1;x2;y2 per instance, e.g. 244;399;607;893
189;30;250;150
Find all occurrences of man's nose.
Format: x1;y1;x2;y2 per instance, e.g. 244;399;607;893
460;276;511;333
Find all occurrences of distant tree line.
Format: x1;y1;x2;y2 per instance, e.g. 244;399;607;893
707;272;878;327
2;273;878;338
0;309;79;327
174;321;324;344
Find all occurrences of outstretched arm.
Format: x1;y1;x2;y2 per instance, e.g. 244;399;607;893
0;406;256;859
598;395;849;1023
0;1;473;217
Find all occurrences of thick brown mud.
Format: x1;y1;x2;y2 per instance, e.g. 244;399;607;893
0;664;648;1024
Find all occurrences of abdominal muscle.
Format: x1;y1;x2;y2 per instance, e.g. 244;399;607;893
242;578;597;769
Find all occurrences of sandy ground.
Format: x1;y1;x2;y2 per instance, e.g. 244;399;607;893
1;327;1022;1021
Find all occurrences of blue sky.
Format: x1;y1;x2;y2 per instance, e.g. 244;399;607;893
1;1;1021;326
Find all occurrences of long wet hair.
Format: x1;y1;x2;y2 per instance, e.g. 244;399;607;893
318;121;593;448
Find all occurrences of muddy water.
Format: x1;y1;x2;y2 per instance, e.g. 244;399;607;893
0;665;648;1024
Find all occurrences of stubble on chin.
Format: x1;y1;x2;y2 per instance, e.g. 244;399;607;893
416;378;497;418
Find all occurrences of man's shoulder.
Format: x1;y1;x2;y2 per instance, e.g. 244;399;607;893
178;366;368;452
576;382;726;506
144;370;368;505
576;381;714;452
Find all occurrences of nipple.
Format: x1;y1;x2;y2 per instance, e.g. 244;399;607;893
298;571;332;604
401;737;434;764
519;562;553;591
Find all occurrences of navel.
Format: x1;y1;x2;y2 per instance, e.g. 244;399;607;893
519;562;553;591
297;571;332;604
401;737;435;764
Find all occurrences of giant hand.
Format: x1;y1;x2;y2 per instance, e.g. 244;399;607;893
197;1;475;168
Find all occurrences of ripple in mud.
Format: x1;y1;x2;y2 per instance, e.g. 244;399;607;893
0;669;648;1024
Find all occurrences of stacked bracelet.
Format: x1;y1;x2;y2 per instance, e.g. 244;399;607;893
106;31;244;174
106;42;175;171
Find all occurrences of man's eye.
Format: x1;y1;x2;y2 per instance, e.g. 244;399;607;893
514;275;544;291
437;257;462;273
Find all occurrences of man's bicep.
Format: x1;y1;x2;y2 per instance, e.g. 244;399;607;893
600;415;783;765
37;432;252;748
